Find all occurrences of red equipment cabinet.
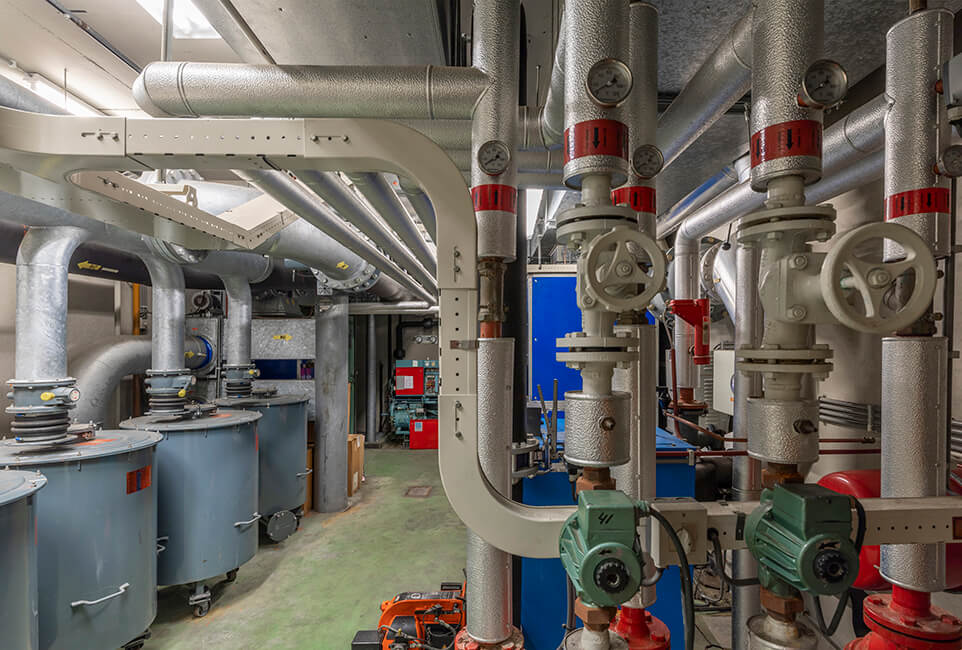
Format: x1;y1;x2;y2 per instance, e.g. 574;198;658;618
409;419;439;450
395;366;426;396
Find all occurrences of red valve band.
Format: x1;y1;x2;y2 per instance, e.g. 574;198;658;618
885;187;950;220
563;119;629;164
471;184;517;214
750;119;822;167
611;186;656;214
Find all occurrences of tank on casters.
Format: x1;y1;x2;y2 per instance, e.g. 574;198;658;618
0;469;46;650
0;427;161;650
121;404;261;617
215;388;310;543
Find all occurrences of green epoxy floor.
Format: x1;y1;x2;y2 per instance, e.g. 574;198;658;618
149;448;466;649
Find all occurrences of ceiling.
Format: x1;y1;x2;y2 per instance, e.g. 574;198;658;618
1;0;960;212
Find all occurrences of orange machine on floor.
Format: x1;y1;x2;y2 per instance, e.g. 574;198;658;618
353;582;465;649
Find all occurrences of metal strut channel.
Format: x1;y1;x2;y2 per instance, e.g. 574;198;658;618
0;107;575;558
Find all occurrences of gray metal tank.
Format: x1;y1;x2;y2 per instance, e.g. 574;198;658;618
0;469;46;650
0;429;161;650
120;408;260;617
216;393;310;542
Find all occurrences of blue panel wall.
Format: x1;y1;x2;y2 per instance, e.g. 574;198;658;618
529;274;582;401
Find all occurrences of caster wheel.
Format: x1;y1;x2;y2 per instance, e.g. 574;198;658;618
193;601;211;618
225;569;238;583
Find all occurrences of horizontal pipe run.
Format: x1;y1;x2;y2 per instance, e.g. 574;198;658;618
133;62;489;119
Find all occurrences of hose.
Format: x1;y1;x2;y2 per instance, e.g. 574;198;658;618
708;529;760;588
645;506;696;650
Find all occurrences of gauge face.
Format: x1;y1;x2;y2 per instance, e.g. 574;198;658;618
586;58;633;107
800;59;848;109
938;144;962;177
631;144;664;179
477;139;511;176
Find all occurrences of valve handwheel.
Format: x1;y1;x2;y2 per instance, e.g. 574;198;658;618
583;226;666;312
820;222;937;334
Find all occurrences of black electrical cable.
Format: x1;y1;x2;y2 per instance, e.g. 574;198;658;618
811;496;867;638
564;575;576;633
708;529;760;587
646;507;696;650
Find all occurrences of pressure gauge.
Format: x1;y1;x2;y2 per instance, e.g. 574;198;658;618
631;144;664;179
798;59;848;109
477;139;511;176
937;144;962;177
585;58;633;107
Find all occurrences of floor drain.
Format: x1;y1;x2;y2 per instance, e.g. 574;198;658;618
404;486;432;498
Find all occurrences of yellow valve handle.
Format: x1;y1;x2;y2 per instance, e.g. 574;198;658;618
177;389;187;398
40;391;54;401
272;334;292;341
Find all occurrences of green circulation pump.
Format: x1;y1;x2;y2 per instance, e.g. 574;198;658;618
745;483;859;596
559;490;644;608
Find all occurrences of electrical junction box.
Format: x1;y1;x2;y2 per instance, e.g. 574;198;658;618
713;349;735;416
409;419;439;450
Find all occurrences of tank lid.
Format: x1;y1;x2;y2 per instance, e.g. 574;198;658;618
214;393;310;408
120;408;261;432
0;469;47;506
0;429;162;466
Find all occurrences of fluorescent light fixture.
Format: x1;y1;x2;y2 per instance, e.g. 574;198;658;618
135;0;219;39
0;66;100;116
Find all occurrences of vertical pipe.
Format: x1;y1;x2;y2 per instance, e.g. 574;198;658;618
221;275;252;367
140;256;185;372
467;338;515;643
14;227;88;381
366;314;378;444
732;243;762;648
314;294;349;513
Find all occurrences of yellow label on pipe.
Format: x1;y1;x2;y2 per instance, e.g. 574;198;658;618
40;391;54;401
336;261;349;270
272;334;292;341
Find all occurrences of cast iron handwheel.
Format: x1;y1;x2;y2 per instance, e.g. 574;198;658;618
819;222;937;334
583;226;666;312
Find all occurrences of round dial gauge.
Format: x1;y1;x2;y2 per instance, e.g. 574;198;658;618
937;144;962;177
631;144;664;179
477;139;511;176
799;59;848;109
586;58;633;107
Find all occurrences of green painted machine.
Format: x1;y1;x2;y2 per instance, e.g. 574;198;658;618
745;483;859;597
558;490;644;608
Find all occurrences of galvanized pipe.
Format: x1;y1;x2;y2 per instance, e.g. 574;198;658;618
656;166;739;240
467;338;515;643
540;20;566;147
314;294;349;513
220;275;252;368
346;172;436;274
366;315;378;444
14;227;88;381
657;11;752;170
238;169;434;303
295;170;436;291
140;255;186;372
133;62;489;120
396;176;437;241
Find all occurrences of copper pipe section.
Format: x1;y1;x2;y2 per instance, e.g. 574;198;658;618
575;598;618;632
576;467;616;493
760;588;805;623
480;321;502;338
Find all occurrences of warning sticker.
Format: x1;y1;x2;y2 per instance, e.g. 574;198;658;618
397;375;414;391
750;119;822;167
563;119;628;164
126;465;152;494
611;186;656;214
75;437;117;447
885;187;950;220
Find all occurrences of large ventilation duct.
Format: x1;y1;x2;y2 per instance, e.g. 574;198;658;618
139;256;191;415
133;62;488;120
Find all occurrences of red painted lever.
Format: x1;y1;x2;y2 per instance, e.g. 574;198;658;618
668;298;711;365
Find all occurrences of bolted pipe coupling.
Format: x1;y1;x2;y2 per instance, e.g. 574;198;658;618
223;364;258;399
145;369;194;415
6;377;80;442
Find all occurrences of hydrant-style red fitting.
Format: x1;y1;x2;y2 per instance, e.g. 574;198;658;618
668;298;711;365
610;605;670;650
846;586;962;650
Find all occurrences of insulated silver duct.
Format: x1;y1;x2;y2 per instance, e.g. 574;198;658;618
71;335;210;425
657;11;752;170
133;62;488;120
345;172;436;275
540;21;566;147
397;176;437;241
238;169;434;303
295;170;435;291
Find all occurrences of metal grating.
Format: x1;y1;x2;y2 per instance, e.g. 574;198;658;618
404;485;432;498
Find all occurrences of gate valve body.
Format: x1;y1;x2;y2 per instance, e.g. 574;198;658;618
559;490;644;608
668;298;710;365
745;483;859;597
